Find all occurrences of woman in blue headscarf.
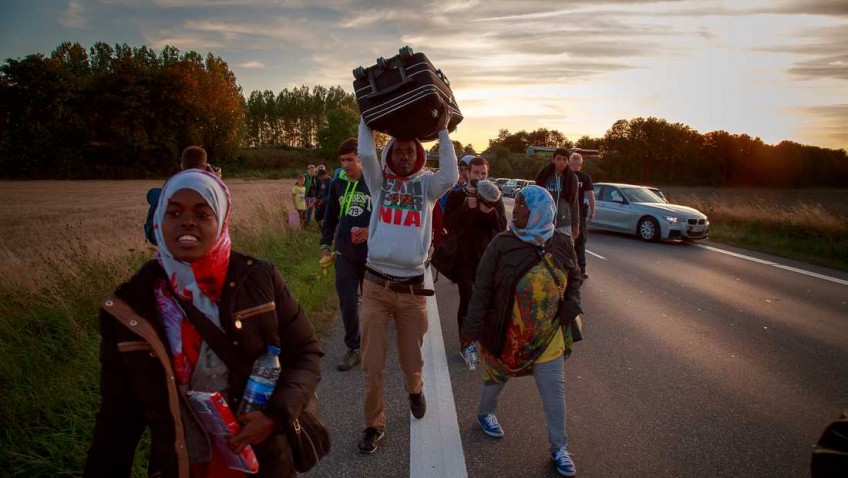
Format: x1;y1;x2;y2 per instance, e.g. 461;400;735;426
461;185;579;477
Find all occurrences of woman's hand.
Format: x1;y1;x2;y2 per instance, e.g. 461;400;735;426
229;411;277;454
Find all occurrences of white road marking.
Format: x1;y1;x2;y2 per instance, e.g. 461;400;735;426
410;269;468;478
586;250;607;260
694;244;848;287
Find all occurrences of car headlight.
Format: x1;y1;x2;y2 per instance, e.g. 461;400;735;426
663;216;680;223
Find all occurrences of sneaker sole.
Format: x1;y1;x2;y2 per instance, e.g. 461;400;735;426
358;431;385;454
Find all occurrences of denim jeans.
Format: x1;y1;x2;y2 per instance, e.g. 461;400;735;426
477;355;568;453
335;253;365;351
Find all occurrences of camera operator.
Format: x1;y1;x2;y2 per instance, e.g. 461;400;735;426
443;156;507;361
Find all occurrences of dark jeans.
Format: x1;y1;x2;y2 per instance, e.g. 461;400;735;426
336;253;365;351
575;214;588;272
550;232;583;320
455;265;475;348
305;197;316;226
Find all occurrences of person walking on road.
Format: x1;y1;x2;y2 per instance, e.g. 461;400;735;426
534;148;583;319
303;165;318;227
442;156;506;359
313;166;332;229
355;108;458;454
569;152;594;278
320;138;372;372
461;185;580;477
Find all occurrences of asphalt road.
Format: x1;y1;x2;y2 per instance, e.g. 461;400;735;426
306;198;848;478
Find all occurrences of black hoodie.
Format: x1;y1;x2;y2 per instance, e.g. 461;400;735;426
320;170;372;263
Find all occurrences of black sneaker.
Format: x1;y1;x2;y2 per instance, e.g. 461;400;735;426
409;392;426;419
358;427;385;454
582;272;589;279
337;349;361;371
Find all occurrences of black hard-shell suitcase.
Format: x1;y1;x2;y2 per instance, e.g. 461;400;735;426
353;46;462;142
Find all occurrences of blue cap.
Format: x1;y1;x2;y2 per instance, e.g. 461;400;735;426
267;345;281;356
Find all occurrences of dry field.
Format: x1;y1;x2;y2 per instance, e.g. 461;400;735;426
0;178;297;295
659;187;848;216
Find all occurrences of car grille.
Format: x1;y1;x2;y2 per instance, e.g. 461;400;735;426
687;218;706;225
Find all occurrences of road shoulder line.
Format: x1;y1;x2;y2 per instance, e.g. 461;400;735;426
694;243;848;286
410;268;468;478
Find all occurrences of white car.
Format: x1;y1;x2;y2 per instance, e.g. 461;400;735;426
590;182;709;241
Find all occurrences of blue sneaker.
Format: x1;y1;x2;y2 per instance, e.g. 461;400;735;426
476;414;504;438
551;447;576;477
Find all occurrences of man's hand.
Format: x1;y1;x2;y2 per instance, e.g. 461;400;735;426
466;195;478;209
574;225;580;239
479;203;493;214
437;102;451;131
228;411;277;454
320;248;331;259
351;226;368;244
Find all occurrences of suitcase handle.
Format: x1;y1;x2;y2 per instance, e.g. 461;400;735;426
366;57;414;99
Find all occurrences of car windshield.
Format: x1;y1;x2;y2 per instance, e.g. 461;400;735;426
621;187;664;203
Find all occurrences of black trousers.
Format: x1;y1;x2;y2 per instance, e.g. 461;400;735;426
336;253;365;351
574;214;588;272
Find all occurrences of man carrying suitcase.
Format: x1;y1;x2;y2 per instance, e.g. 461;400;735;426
356;108;458;454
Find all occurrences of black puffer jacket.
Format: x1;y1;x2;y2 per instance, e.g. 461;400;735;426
84;251;323;478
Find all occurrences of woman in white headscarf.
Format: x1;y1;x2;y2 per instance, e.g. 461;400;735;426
461;185;579;477
85;169;322;478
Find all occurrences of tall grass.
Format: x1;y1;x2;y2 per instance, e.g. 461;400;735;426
673;194;848;271
0;179;336;477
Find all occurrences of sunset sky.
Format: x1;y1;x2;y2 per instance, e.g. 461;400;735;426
2;0;846;153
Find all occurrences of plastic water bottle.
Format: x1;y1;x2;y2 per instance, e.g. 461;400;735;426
237;345;281;416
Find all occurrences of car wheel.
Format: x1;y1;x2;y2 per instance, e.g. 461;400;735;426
638;217;660;242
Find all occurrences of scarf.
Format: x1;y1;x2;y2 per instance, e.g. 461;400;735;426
153;169;232;387
510;185;555;246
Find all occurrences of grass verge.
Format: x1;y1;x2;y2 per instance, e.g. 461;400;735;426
673;194;848;272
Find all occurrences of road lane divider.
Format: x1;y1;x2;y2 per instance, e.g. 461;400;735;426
410;268;468;478
694;244;848;287
587;250;606;260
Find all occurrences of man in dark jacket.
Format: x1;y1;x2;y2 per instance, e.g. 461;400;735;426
443;156;506;355
534;148;583;312
313;166;332;228
321;138;372;371
569;152;595;278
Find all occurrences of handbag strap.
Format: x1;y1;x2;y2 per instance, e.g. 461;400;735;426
536;248;564;290
175;296;253;378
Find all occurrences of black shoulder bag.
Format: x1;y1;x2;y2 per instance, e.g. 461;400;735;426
536;249;583;342
176;297;330;473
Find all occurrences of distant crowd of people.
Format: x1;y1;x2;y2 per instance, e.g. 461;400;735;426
84;107;595;477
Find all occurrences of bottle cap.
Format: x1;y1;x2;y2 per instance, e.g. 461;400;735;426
267;345;281;356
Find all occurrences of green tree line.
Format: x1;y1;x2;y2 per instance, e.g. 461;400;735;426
0;41;244;178
485;118;848;187
2;42;846;185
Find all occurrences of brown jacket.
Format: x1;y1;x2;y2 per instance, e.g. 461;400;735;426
84;251;323;478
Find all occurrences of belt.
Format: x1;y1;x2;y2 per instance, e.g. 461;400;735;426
364;271;435;296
